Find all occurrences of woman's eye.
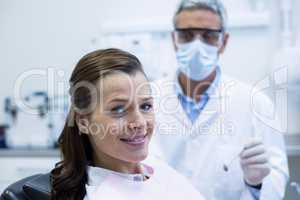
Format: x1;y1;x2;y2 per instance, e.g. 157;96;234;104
111;106;126;115
140;103;153;112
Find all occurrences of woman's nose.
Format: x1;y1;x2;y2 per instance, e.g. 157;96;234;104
128;110;146;130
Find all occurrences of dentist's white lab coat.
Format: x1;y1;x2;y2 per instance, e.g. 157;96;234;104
151;74;289;200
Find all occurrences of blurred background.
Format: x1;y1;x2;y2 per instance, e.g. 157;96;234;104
0;0;299;199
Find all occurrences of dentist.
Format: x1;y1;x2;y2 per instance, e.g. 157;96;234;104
151;0;289;199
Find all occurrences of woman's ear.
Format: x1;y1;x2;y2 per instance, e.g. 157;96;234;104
75;114;90;135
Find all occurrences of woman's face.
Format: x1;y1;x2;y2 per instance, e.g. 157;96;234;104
78;71;154;167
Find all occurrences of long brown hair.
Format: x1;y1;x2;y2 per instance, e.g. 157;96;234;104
50;48;145;200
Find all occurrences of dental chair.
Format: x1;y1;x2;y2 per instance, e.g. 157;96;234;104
0;173;51;200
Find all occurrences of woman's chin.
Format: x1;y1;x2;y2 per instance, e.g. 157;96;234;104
119;137;150;163
124;150;148;164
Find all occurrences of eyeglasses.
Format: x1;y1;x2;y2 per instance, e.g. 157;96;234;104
174;27;224;46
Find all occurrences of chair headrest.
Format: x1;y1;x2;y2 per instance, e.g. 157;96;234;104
23;173;51;200
1;174;41;200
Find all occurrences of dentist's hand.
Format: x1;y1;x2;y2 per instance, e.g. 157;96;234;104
240;139;271;186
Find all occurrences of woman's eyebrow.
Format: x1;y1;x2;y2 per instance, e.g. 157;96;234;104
140;96;153;101
106;96;153;104
107;98;129;103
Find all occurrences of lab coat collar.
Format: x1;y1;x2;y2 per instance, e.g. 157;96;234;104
174;66;222;103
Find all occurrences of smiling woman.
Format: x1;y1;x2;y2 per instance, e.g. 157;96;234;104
50;48;204;200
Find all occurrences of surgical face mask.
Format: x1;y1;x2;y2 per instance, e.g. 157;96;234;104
176;39;219;81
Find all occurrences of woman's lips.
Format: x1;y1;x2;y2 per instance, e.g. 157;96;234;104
120;134;147;146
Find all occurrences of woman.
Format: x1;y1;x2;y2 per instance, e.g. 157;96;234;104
50;48;204;200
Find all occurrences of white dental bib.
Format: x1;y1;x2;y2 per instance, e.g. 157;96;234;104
84;156;204;200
